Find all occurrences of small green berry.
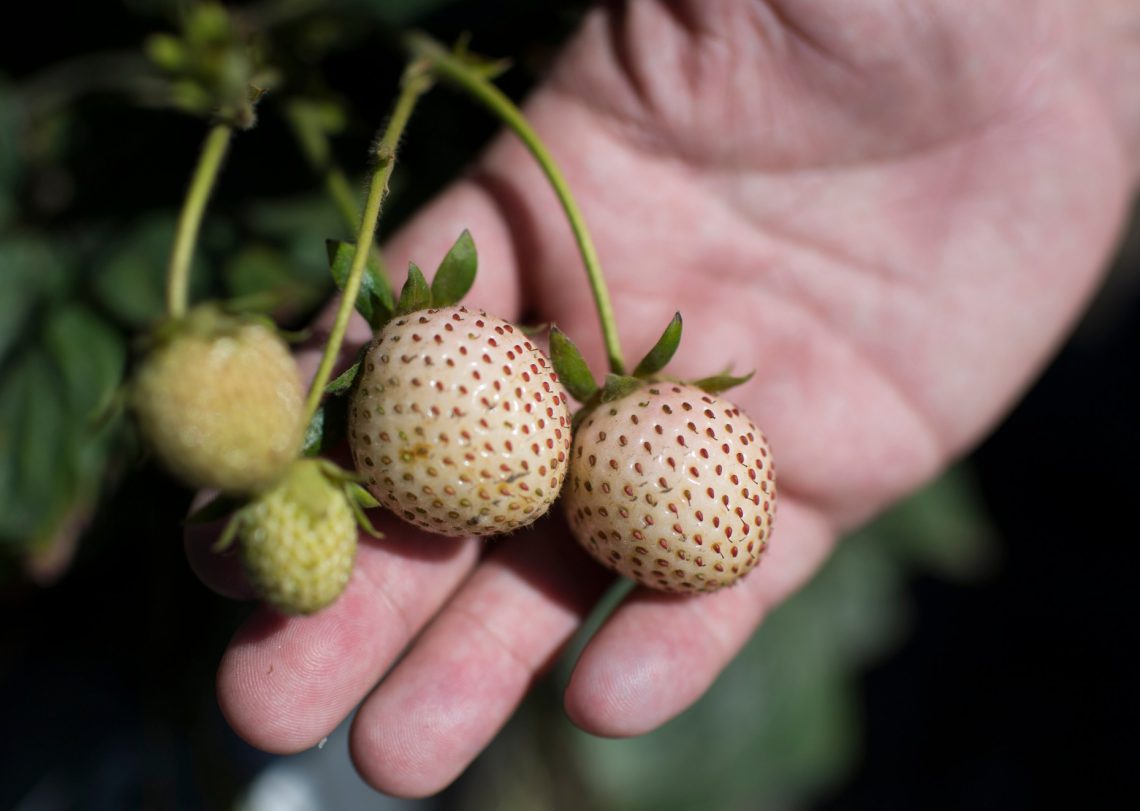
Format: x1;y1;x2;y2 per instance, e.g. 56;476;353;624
237;459;358;615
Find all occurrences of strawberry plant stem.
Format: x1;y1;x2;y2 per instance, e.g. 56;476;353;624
165;121;232;319
302;66;432;426
284;101;393;295
407;33;627;376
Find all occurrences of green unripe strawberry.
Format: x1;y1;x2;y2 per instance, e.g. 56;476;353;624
131;306;304;494
236;459;358;615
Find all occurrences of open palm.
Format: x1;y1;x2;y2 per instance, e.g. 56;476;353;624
191;0;1138;796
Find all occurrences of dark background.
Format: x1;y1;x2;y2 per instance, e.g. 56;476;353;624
2;2;1137;809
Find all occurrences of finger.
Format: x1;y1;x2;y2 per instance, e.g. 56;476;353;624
349;518;612;798
563;496;835;737
216;514;480;754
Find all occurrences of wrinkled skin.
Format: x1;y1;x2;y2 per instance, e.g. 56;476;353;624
188;0;1139;797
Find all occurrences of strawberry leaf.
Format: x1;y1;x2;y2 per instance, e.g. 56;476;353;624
430;229;476;308
396;261;432;315
691;371;755;394
633;311;682;378
326;240;394;329
550;326;598;402
599;373;642;403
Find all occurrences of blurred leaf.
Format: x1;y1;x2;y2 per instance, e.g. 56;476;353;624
225;244;327;317
872;464;997;580
90;215;186;329
43;303;126;420
0;349;71;544
0;235;70;362
0;73;20;226
430;228;476;307
633;312;682;378
245;193;343;242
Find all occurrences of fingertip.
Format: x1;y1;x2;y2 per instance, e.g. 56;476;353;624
562;612;707;738
215;579;391;754
349;708;454;799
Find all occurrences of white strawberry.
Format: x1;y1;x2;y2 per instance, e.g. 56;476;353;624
348;305;572;537
562;382;776;593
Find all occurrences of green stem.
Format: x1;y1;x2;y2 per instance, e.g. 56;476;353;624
406;33;626;375
284;101;393;288
302;66;431;426
165;122;232;318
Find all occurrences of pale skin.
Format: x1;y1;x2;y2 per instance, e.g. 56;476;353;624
187;0;1140;797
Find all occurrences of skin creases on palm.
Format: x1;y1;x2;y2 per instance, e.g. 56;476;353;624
203;0;1139;797
480;0;1134;530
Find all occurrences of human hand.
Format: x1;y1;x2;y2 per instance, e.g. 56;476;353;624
189;0;1140;796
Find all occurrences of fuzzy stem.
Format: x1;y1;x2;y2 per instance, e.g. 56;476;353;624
165;122;232;319
302;66;431;426
284;101;393;289
406;33;626;375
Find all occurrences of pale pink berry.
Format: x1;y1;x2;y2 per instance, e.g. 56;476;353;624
349;306;572;537
563;383;776;593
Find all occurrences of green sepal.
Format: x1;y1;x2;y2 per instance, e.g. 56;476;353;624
184;493;247;525
599;373;642;403
430;229;477;308
345;482;383;539
691;371;755;394
396;262;432;315
326;240;395;330
518;322;550;338
213;512;242;553
633;312;682;378
549;326;598;403
348;481;380;509
325;360;361;395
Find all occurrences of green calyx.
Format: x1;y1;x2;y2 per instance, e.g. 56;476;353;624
325;228;476;334
302;230;479;459
139;300;276;352
550;312;755;430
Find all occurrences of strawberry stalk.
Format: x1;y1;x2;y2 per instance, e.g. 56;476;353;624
302;63;432;426
406;32;627;376
165;121;233;318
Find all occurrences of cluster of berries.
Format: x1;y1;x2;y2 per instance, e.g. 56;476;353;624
132;237;776;615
